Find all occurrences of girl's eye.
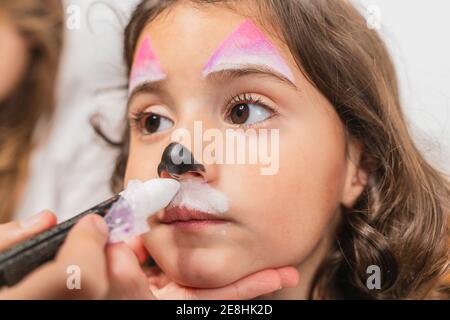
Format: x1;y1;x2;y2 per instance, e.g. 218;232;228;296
228;103;272;125
139;113;174;134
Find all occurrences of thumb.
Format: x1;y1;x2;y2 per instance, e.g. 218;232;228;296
57;214;109;261
55;214;110;299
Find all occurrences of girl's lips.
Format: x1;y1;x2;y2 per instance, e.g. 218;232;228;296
159;207;229;230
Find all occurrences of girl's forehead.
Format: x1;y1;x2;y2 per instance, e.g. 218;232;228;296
129;8;296;95
140;4;290;62
139;4;246;57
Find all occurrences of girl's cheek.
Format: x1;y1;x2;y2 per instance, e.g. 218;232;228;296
125;140;162;182
221;120;347;261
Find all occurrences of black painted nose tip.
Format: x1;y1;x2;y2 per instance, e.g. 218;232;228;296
157;143;205;179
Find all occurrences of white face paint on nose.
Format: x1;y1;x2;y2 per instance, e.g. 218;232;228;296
168;180;229;215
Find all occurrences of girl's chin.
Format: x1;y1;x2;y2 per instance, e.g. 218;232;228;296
168;264;243;289
156;251;251;289
172;273;234;289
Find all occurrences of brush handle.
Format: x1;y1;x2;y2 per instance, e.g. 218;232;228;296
0;195;119;288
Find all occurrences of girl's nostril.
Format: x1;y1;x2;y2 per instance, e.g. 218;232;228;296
159;171;172;179
158;143;206;179
183;171;204;180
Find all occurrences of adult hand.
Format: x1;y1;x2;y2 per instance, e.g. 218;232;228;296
0;213;112;299
107;236;300;300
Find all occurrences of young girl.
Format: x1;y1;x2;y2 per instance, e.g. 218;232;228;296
104;0;450;300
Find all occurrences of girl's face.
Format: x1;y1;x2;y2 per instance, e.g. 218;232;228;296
125;3;366;294
0;11;28;101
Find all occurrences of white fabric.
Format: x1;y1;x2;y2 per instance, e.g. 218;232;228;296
13;0;139;222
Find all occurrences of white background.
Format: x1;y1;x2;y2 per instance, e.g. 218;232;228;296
356;0;450;173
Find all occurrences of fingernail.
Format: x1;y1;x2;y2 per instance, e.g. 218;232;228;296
92;215;109;236
19;211;44;229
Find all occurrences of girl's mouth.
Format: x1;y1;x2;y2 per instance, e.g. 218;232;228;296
160;206;229;231
157;179;230;231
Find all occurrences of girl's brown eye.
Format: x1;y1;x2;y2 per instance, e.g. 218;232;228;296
230;104;250;124
228;103;272;126
140;113;173;134
144;114;160;133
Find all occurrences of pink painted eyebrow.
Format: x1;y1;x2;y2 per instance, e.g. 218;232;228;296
203;19;294;83
128;36;166;95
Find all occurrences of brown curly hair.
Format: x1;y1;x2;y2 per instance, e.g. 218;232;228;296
101;0;449;299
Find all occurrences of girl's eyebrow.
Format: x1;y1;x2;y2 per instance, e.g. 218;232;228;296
128;63;298;108
206;64;297;89
127;80;167;109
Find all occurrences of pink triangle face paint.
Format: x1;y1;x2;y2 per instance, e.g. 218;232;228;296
203;19;295;82
129;36;166;95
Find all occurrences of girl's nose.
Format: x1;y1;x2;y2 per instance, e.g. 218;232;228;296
157;143;206;181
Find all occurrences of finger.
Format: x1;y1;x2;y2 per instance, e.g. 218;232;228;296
54;214;110;299
186;268;299;300
2;215;110;299
0;211;57;252
105;243;154;299
124;236;149;264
